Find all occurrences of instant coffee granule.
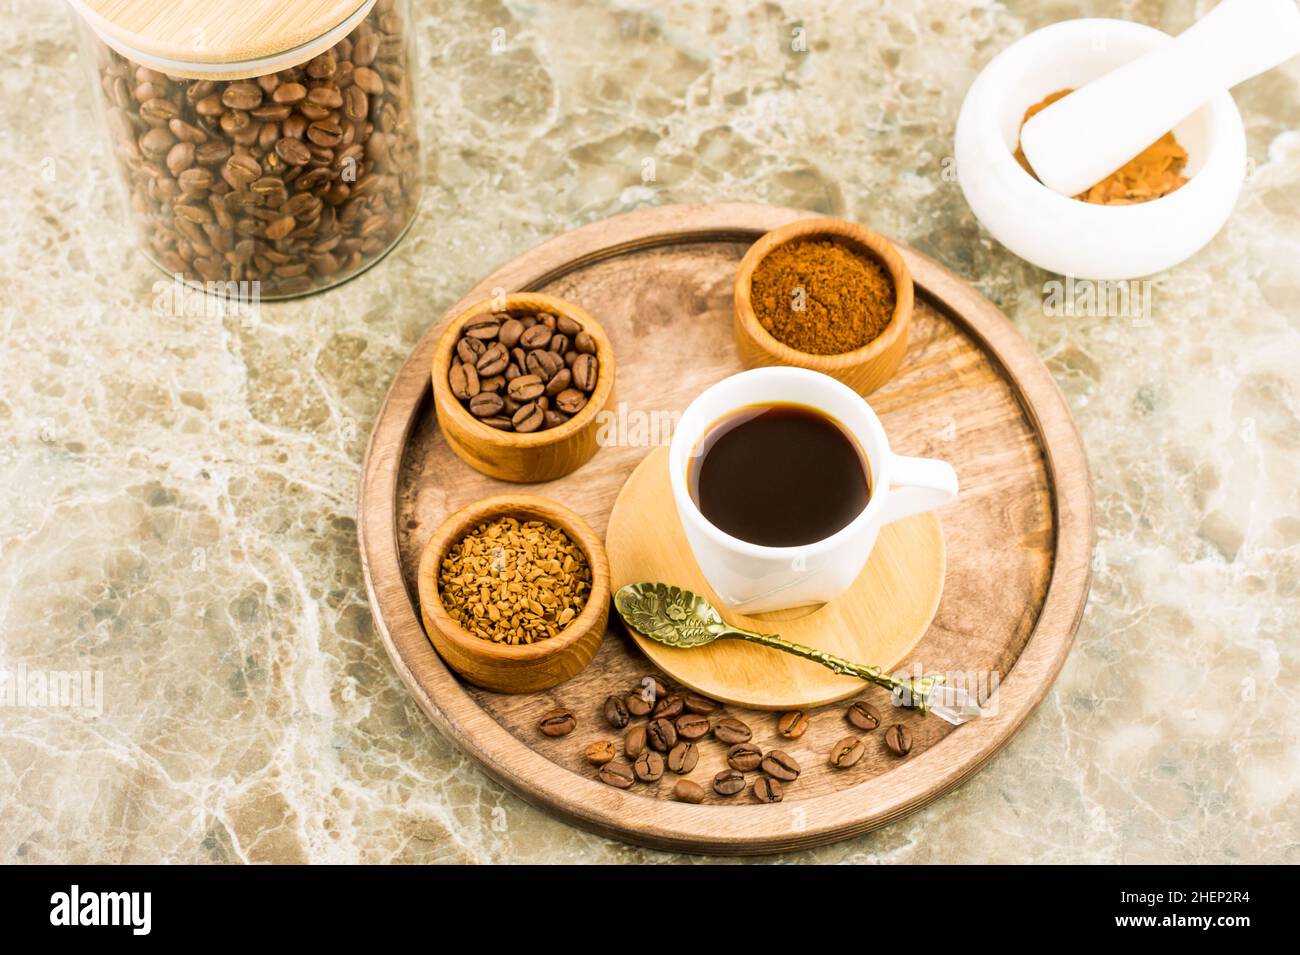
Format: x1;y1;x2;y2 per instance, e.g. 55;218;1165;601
438;516;591;644
750;239;896;355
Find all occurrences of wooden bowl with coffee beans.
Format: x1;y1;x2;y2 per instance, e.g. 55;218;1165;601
732;217;914;396
416;494;611;693
432;293;616;483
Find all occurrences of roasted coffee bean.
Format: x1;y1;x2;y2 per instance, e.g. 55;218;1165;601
675;713;711;740
456;336;485;365
519;324;553;349
464;318;501;340
221;82;263;110
847;701;881;731
652;695;684;720
598;761;635;789
829;736;865;768
625;692;652;718
674;779;706;804
275;137;312;165
726;743;763;772
575;330;597;354
639;675;668;700
448;362;480;401
499;317;524;347
884;724;912;756
538;708;576;737
556;314;581;336
683;694;717;715
633;749;664;782
778;710;809;739
753;777;783;803
272;82;308;104
572;353;599;392
603;694;630;729
646;717;678;752
526;349;564;382
507;374;545;402
584;740;616;766
714;717;752;744
544;368;572;397
475;342;509;377
468;392;504;418
554;389;587;415
760;749;801;781
713;769;746;796
624;724;647;759
667;741;698;774
511;402;544;433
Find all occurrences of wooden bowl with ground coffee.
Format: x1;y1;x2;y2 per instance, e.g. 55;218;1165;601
416;494;611;693
732;217;914;395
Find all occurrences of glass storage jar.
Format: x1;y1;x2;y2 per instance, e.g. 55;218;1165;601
70;0;422;299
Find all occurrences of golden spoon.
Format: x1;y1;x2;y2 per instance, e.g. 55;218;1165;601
613;581;982;724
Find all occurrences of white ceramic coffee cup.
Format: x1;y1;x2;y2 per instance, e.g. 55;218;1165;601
668;367;958;613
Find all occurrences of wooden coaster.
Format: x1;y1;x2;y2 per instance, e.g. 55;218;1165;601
605;446;945;709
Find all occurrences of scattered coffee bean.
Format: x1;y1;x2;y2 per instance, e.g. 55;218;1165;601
447;308;602;432
603;694;630;729
624;724;647;759
639;676;668;700
713;769;746;796
847;700;881;731
760;750;801;781
829;736;865;768
652;695;684;720
633;749;665;782
683;694;717;715
777;710;809;739
625;692;652;718
713;717;752;744
667;742;698;774
675;713;711;740
674;779;706;804
598;761;635;789
726;743;763;772
884;723;913;756
538;708;576;737
753;777;783;804
584;740;616;766
647;717;678;752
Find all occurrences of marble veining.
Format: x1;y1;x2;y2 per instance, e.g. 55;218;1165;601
0;0;1296;863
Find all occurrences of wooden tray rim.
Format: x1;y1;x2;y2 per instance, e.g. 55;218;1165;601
358;202;1095;855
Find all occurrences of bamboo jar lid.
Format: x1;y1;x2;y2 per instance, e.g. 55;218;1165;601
70;0;374;78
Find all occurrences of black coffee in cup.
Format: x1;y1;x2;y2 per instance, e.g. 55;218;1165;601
688;403;870;547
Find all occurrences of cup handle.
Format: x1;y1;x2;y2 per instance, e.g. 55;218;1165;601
878;454;958;525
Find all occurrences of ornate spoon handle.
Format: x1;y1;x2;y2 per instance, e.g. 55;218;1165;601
722;626;941;715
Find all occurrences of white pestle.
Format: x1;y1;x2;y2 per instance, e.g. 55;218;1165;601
1020;0;1300;197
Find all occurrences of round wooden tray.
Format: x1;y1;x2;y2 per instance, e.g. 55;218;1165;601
359;202;1093;855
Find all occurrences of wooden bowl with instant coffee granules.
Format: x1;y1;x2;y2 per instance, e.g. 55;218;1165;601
733;217;914;395
432;292;616;483
416;494;611;693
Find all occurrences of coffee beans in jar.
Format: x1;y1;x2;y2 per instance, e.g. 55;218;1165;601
447;309;603;434
77;0;421;299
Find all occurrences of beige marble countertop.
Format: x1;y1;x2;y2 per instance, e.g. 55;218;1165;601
2;0;1296;863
